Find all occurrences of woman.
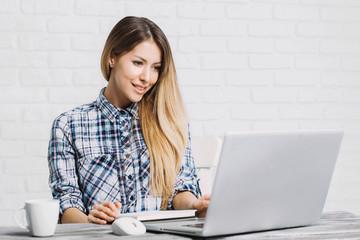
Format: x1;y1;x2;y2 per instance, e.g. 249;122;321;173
48;16;210;224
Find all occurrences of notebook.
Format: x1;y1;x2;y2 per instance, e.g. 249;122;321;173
144;129;344;237
116;209;196;221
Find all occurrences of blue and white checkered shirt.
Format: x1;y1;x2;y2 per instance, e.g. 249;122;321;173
48;88;199;217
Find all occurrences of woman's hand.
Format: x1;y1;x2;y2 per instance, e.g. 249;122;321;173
172;191;211;218
192;194;210;218
88;201;122;224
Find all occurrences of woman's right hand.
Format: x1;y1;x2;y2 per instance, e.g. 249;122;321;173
88;201;122;224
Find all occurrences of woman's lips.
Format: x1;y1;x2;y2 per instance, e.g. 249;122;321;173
132;83;147;94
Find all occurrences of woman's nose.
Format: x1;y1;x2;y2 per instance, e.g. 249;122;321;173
139;67;150;83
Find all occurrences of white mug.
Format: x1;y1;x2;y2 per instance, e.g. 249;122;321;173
14;199;59;237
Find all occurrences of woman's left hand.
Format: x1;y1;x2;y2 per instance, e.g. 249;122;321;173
88;201;121;224
192;194;210;218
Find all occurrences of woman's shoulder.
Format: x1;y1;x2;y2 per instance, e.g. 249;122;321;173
52;100;98;127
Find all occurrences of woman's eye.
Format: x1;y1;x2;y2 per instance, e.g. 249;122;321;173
153;66;161;71
133;61;143;66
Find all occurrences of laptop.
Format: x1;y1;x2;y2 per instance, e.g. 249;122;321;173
145;129;344;237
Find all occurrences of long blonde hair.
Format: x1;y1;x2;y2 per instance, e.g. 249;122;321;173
100;16;188;209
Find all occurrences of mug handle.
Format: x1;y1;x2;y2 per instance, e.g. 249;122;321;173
14;206;28;229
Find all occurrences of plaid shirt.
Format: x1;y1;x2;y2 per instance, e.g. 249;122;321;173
48;88;199;217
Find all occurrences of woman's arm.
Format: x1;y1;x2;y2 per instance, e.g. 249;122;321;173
61;208;89;224
48;116;87;222
172;191;196;209
61;202;122;224
49;116;122;225
171;132;211;217
173;191;210;218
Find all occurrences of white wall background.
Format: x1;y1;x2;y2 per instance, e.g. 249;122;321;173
0;0;360;226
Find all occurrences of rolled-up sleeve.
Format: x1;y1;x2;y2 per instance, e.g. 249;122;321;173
168;134;200;208
48;114;85;218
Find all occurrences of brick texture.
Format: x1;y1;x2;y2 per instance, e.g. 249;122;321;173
0;0;360;226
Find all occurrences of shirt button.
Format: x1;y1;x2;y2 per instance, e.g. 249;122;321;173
128;175;133;180
130;195;135;201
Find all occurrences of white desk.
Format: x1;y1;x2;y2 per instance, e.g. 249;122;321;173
1;211;360;239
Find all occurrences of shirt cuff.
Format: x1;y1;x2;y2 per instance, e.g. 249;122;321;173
168;183;200;209
58;196;86;220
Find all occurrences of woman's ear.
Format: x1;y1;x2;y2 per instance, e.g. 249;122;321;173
109;52;116;67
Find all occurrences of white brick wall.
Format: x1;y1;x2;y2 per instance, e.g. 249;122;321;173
1;0;360;226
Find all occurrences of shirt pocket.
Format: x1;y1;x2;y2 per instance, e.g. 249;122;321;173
77;153;121;209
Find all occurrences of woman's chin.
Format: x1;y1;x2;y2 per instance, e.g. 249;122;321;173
129;95;144;104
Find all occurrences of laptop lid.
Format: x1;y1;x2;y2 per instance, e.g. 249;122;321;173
202;129;343;236
145;129;344;237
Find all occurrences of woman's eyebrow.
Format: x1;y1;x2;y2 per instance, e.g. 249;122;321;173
134;55;161;65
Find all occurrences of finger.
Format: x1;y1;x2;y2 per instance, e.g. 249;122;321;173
90;209;115;222
109;202;117;212
90;208;111;220
195;208;207;218
193;199;209;210
115;202;122;210
89;215;106;225
202;194;211;200
102;201;115;210
102;202;117;215
114;202;122;215
94;204;117;218
202;200;210;208
88;214;107;225
199;198;210;206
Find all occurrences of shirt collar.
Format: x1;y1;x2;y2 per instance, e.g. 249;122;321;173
96;87;139;122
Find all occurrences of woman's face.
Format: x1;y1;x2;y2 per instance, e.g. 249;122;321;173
106;40;162;109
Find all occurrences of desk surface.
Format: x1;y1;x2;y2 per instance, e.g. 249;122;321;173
1;211;360;239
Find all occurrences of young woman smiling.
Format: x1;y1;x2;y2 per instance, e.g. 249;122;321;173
48;16;210;224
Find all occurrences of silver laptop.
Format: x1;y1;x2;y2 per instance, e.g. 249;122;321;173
145;129;344;237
